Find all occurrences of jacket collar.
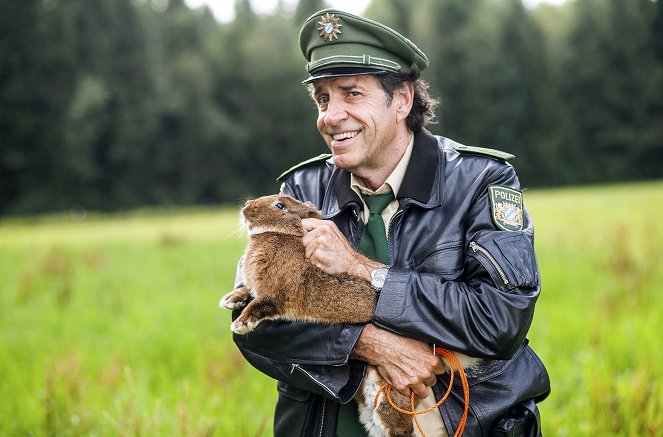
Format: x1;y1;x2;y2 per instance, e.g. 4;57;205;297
399;128;444;207
323;129;444;218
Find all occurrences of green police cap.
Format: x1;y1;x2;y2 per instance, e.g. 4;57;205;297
299;9;428;84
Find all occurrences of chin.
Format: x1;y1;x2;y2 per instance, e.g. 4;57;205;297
331;154;358;171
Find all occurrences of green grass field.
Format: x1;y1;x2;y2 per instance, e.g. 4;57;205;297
1;181;662;436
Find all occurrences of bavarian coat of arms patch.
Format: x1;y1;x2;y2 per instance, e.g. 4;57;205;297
488;185;524;232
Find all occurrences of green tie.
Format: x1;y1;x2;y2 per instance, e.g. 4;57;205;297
336;192;394;437
358;192;394;264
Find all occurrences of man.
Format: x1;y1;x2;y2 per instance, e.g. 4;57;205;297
229;9;550;437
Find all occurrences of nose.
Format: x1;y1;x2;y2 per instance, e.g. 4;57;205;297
322;97;348;127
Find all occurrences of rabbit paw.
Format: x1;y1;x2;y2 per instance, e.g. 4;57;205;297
219;287;252;309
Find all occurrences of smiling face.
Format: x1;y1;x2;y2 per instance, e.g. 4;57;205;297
312;75;413;188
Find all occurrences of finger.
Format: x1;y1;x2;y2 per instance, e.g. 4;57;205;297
434;362;447;375
388;381;411;399
411;383;429;399
428;357;446;375
417;366;438;388
304;235;317;259
301;229;315;248
301;218;320;231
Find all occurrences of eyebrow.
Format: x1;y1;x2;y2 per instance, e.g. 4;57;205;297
314;82;360;96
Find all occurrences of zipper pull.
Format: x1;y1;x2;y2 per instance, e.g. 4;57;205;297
469;241;510;285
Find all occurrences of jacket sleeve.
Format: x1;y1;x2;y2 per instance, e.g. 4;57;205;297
229;180;365;402
372;163;540;360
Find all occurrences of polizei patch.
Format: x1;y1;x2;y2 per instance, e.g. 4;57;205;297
488;186;524;231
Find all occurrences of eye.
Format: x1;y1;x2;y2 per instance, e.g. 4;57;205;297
316;95;329;106
274;202;286;210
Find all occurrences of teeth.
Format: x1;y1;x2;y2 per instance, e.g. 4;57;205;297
333;131;359;141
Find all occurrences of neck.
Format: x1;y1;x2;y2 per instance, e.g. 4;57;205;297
358;131;412;191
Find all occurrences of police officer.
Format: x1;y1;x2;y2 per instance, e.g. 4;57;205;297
230;9;550;436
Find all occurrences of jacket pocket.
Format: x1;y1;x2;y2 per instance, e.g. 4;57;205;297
277;380;312;402
274;381;315;437
412;241;464;279
494;234;538;290
468;232;539;292
437;342;550;436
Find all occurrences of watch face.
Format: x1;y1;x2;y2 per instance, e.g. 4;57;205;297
371;268;388;288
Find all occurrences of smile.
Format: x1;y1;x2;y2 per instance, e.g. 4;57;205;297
332;130;360;141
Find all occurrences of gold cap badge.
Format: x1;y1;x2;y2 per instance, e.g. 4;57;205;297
317;13;342;42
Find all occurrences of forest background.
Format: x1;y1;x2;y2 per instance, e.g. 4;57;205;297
1;0;662;216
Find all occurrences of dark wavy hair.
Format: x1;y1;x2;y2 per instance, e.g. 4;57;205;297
376;62;439;133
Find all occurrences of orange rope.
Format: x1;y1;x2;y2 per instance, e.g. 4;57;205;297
373;347;469;437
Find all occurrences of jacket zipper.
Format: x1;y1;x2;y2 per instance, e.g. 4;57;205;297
469;241;509;285
386;207;406;262
290;363;337;398
318;397;326;437
351;206;362;249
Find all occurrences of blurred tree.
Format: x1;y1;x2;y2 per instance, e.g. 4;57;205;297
470;0;553;186
425;0;484;138
655;0;663;62
62;75;111;201
80;1;157;208
560;0;662;183
235;0;256;24
0;1;76;213
295;0;328;24
215;8;324;199
365;0;412;35
1;0;661;215
529;3;579;185
146;0;238;204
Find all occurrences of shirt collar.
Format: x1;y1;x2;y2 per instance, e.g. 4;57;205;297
325;129;444;219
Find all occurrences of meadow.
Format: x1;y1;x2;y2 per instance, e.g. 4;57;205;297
1;181;661;436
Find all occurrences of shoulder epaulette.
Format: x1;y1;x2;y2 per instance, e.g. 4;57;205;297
277;153;333;182
453;144;515;162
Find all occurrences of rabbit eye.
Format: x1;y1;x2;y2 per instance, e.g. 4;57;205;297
274;202;286;210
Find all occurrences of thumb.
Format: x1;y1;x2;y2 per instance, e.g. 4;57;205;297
301;218;319;231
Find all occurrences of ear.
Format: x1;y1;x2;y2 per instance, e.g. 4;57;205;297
394;81;414;123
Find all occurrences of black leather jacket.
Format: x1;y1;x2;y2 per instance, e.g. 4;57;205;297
232;129;550;436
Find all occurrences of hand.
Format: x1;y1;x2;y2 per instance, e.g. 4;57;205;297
351;324;445;399
301;218;383;280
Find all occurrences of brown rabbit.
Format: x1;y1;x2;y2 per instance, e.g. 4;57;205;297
220;194;420;437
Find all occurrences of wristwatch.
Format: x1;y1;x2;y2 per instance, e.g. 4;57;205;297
370;267;389;290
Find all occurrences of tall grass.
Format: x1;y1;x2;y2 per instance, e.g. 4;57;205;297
0;182;661;436
0;208;274;436
526;181;663;436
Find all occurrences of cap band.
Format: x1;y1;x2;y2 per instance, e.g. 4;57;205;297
307;55;401;74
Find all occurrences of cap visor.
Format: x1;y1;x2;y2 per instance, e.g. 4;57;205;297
302;68;388;84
